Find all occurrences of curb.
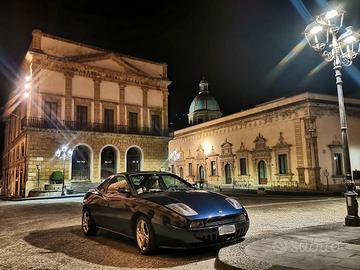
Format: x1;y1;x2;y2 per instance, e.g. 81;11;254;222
215;257;244;270
215;222;344;270
0;193;85;201
221;191;343;197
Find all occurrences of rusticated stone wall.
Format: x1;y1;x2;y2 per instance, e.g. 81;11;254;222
25;130;169;196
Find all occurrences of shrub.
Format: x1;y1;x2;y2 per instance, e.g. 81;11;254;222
50;171;63;184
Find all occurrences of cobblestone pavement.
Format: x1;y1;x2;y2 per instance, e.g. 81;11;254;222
0;195;346;270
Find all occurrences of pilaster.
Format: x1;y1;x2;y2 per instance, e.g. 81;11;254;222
64;72;73;121
93;79;101;123
162;89;169;131
142;87;149;128
119;83;125;125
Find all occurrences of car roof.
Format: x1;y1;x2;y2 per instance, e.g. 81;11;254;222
115;171;173;177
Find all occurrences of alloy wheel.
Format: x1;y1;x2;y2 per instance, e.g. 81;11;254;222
136;219;150;251
82;211;90;233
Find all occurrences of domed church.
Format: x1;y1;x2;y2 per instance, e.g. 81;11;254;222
188;78;222;125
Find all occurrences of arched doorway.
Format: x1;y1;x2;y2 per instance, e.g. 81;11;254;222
199;165;205;183
127;147;141;172
101;146;117;179
225;163;232;184
258;160;267;185
179;167;184;178
72;145;90;180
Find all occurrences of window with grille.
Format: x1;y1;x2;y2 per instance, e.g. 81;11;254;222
239;158;247;175
278;154;288;174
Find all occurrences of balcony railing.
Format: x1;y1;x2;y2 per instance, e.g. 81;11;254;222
21;117;168;137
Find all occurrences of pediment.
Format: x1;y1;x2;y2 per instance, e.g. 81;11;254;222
69;53;149;76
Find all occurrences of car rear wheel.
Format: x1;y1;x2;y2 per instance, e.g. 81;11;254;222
135;216;156;255
82;209;98;236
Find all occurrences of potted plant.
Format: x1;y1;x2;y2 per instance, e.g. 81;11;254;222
50;171;63;184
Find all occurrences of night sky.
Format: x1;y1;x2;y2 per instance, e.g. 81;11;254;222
1;0;360;141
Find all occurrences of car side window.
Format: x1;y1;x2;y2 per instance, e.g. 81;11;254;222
97;177;112;193
106;176;129;194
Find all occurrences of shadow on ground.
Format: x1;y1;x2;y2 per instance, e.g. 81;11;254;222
24;225;220;268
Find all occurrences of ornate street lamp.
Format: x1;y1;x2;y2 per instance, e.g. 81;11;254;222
304;7;360;226
55;145;73;196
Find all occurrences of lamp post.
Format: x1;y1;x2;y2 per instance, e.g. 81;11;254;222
323;169;330;191
36;164;41;191
304;8;360;226
55;145;73;196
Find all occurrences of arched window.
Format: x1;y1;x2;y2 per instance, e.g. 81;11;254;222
101;146;117;179
127;147;141;172
72;145;91;180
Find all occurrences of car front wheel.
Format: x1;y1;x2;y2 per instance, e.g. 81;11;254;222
82;209;98;236
135;216;156;255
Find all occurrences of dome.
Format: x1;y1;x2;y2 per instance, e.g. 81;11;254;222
188;78;222;125
189;79;221;114
189;92;221;114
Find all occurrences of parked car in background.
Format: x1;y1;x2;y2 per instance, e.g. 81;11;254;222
82;172;249;254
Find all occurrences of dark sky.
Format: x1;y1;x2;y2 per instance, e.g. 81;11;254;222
1;0;360;132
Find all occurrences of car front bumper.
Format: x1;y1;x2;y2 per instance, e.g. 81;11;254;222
153;220;249;249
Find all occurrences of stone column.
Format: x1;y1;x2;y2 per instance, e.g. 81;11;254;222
119;84;125;126
162;89;169;131
142;87;149;128
93;79;101;123
64;72;73;121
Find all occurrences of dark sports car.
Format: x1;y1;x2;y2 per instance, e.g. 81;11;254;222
82;172;249;254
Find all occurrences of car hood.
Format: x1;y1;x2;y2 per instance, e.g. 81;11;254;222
139;190;245;220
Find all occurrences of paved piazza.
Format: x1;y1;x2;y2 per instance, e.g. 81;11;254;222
0;194;346;270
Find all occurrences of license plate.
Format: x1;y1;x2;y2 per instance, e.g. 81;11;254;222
218;224;236;236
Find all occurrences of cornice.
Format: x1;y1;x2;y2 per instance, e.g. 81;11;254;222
30;50;171;90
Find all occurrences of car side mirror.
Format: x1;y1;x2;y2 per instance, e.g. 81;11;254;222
118;187;131;197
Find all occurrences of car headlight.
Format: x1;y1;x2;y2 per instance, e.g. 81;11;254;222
166;203;198;216
237;213;247;222
225;198;243;209
189;220;204;228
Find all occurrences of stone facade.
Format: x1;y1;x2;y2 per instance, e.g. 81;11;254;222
2;30;170;197
24;130;168;195
169;93;360;191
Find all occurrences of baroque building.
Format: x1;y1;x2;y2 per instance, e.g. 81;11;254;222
169;92;360;191
2;30;170;197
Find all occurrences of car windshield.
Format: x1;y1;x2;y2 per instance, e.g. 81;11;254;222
129;173;194;194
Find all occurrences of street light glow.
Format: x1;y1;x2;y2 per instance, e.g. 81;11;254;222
25;75;32;82
23;91;30;98
325;9;339;19
24;83;31;90
304;8;360;226
61;145;68;152
344;35;356;44
203;142;212;155
310;25;323;35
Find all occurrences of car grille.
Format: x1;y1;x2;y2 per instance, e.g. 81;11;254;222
205;214;245;227
194;226;247;242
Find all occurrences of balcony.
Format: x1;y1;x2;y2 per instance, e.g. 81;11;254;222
21;117;168;137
